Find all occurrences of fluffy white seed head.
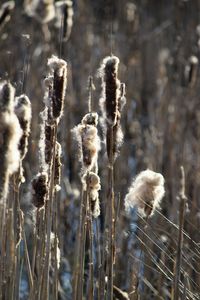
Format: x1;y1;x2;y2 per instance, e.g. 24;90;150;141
99;56;121;126
0;81;15;113
0;112;22;175
73;113;100;172
82;172;101;218
81;112;98;126
15;95;32;122
124;169;165;218
78;124;100;171
47;55;67;120
15;95;32;161
48;55;67;77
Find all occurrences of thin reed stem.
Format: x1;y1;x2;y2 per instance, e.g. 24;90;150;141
42;121;58;300
172;166;187;300
88;198;94;300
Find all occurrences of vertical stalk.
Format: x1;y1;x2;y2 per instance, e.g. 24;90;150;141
42;122;57;300
78;185;89;300
107;126;115;300
172;166;187;300
88;198;94;300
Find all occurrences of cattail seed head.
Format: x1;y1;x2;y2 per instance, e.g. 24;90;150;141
0;81;15;112
0;81;22;201
15;94;32;160
99;56;126;162
48;55;67;120
82;172;101;218
81;112;98;126
73;113;100;172
124;169;165;218
32;172;48;209
100;56;120;126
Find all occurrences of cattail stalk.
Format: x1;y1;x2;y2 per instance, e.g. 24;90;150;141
172;166;187;300
99;56;121;299
41;56;67;300
0;81;23;299
74;83;100;299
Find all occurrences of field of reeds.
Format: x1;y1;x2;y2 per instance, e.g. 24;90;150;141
0;0;200;299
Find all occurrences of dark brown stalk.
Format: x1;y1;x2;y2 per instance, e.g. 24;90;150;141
77;183;89;300
172;166;187;300
95;218;101;300
88;197;94;300
42;122;57;300
52;192;59;300
106;132;115;300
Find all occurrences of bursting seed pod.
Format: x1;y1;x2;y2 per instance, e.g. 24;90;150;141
82;172;101;218
0;82;22;201
47;55;67;121
0;80;15;112
99;56;126;161
124;169;165;218
73;112;100;172
100;56;120;126
32;172;48;209
15;94;32;161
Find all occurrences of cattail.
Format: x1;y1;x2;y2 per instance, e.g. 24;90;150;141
0;81;15;112
15;94;32;160
99;56;125;162
24;0;55;24
55;0;73;41
54;142;62;191
100;56;120;126
124;169;165;218
32;172;48;209
73;112;100;172
0;82;22;201
0;1;15;30
82;172;101;218
47;55;67;120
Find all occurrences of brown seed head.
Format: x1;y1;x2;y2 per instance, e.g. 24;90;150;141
15;94;32;160
32;172;48;209
48;55;67;120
